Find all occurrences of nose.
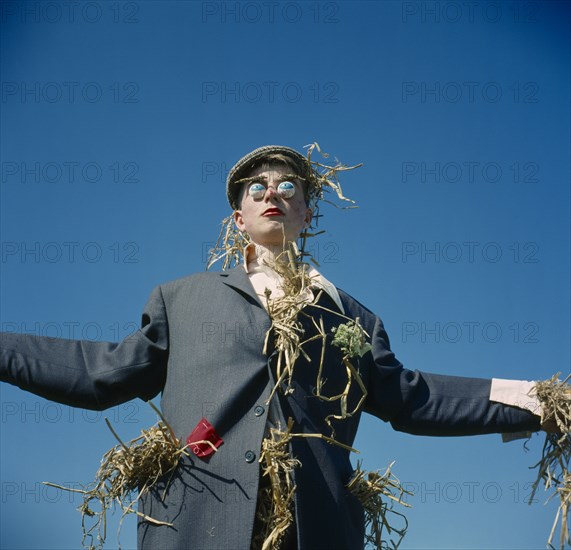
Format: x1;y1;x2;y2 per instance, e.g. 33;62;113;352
263;185;280;201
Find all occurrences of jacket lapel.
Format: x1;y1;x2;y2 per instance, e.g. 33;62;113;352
218;265;267;312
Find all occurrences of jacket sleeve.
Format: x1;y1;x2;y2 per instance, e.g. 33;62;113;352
0;285;168;411
363;314;541;436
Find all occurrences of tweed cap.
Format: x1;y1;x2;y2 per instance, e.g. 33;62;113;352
226;145;312;209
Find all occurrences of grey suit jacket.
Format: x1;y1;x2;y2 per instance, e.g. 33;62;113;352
0;267;541;549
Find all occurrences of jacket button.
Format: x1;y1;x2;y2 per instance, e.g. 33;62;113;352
244;450;256;463
254;405;265;417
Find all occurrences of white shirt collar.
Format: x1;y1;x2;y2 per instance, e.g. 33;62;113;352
243;242;345;314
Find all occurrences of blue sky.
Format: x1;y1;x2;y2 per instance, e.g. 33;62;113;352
1;1;570;548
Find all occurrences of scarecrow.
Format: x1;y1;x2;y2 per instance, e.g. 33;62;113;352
1;144;569;550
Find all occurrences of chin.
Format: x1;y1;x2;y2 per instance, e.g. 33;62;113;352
253;233;298;247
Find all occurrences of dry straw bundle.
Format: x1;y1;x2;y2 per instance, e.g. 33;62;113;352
45;403;190;550
262;242;315;401
529;373;571;549
346;461;412;550
253;419;301;550
260;244;371;440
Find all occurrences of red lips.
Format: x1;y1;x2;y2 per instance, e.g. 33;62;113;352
263;207;284;217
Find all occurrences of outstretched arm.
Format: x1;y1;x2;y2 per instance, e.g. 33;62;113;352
0;285;168;411
363;314;541;436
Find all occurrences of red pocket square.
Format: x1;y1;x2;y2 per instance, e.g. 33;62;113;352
186;418;223;458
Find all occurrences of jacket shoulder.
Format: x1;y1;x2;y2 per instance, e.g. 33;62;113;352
159;270;223;288
336;287;375;318
152;268;242;296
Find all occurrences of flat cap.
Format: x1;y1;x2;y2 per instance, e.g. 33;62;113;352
226;145;311;209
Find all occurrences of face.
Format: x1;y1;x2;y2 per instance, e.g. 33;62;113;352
233;163;312;247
